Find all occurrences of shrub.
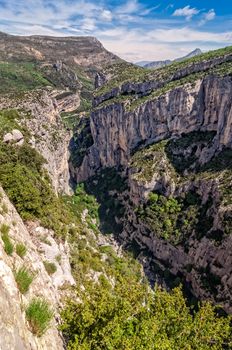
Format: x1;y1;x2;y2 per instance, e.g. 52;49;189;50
16;243;27;258
1;223;13;255
14;266;34;294
26;298;53;336
43;261;57;275
1;202;8;214
0;223;10;235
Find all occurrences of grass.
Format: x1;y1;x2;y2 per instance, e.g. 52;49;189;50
16;243;27;258
25;298;53;336
43;261;57;275
0;62;51;93
14;266;34;294
1;223;13;255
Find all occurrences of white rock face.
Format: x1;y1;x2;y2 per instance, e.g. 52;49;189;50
77;76;232;181
3;129;24;145
0;90;74;194
0;187;75;349
12;129;24;142
3;132;13;143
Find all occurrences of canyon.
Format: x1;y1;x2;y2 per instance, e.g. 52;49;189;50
0;32;231;348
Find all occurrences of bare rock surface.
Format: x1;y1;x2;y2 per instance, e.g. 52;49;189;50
0;186;75;349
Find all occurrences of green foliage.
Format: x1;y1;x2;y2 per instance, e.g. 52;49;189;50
43;261;57;275
1;223;13;255
61;283;232;350
137;191;214;244
0;109;26;137
26;298;53;336
14;266;34;294
0;62;51;93
138;193;182;242
130;140;177;183
16;243;27;258
0;126;74;236
1;202;8;214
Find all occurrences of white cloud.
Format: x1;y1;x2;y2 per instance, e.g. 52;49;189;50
173;5;199;20
116;0;140;14
80;17;96;31
205;9;216;21
199;9;216;25
101;10;112;22
147;27;232;43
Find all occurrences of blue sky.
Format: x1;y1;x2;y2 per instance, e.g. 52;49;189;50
0;0;231;62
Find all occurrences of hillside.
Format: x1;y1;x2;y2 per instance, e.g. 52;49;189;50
0;33;231;349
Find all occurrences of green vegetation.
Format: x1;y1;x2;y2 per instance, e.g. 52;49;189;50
61;281;232;350
0;110;74;236
1;223;13;255
0;109;30;137
1;202;8;214
26;298;53;336
137;191;214;244
43;261;57;275
16;243;27;258
130;140;177;183
0;62;51;93
14;266;34;294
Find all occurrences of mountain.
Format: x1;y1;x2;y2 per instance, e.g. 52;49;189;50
0;31;231;349
137;48;202;68
0;31;120;68
135;60;152;67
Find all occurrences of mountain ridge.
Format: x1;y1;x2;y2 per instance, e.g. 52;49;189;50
136;48;202;68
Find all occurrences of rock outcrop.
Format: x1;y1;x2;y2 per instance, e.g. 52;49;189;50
0;89;74;194
77;75;232;181
0;186;74;349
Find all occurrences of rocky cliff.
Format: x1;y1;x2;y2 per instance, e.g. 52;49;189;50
0;186;75;350
74;46;232;312
0;89;73;194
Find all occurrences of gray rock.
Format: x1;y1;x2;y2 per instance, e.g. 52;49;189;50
3;129;24;145
3;132;13;143
12;129;24;142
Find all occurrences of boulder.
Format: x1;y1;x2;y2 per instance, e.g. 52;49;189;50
3;132;13;143
12;129;24;142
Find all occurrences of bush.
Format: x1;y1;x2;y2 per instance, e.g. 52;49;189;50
1;223;13;255
43;261;57;275
14;266;34;294
16;243;27;258
26;298;53;336
0;141;74;236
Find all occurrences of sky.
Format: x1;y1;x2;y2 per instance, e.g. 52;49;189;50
0;0;231;62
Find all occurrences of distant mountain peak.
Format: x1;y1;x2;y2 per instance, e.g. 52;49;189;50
137;48;202;69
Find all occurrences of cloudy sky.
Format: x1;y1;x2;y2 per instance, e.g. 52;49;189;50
0;0;231;62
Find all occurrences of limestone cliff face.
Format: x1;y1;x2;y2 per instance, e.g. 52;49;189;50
77;75;232;181
0;186;75;350
74;62;232;312
0;89;75;194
